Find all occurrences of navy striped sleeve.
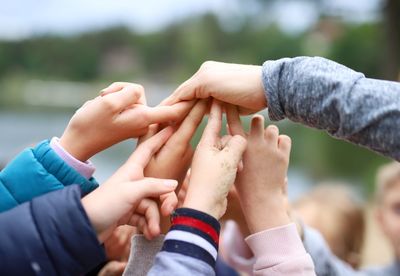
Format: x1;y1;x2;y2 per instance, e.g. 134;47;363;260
161;208;221;269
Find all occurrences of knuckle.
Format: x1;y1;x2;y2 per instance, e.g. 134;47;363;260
101;97;119;111
134;83;145;93
200;60;217;71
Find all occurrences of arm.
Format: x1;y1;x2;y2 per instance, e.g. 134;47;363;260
0;185;106;275
148;100;247;276
0;140;98;212
0;128;182;275
263;56;400;161
164;58;400;161
227;107;315;275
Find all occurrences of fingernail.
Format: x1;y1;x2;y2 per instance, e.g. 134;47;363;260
164;180;178;187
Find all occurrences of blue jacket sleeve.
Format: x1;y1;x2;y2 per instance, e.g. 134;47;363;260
0;185;106;276
0;140;98;212
148;208;220;276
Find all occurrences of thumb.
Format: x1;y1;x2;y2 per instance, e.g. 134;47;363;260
225;135;247;165
128;177;178;201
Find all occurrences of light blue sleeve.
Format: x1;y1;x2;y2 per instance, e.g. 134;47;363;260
148;252;215;276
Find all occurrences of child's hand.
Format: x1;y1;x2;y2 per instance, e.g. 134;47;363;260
138;100;207;232
59;82;194;161
227;105;292;234
182;100;247;219
139;100;208;189
162;61;266;115
82;127;179;243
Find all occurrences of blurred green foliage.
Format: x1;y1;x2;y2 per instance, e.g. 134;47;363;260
0;13;385;83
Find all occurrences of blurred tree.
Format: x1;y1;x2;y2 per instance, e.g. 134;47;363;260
383;0;400;80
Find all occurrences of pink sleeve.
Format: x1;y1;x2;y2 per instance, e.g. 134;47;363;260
220;220;255;275
50;137;96;179
245;223;315;276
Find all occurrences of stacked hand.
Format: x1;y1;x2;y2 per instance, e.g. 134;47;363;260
162;61;266;114
183;100;247;219
68;63;290;242
60;82;195;161
226;104;292;234
82;127;179;242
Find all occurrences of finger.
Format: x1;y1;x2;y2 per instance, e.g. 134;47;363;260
160;191;178;216
226;104;245;137
264;125;279;145
100;82;125;94
178;169;190;202
225;135;248;165
98;261;127;276
220;135;232;148
101;82;147;105
128;214;144;228
278;134;292;155
165;99;207;149
145;100;196;125
136;216;151;239
127;127;174;168
128;177;178;201
250;114;265;138
136;199;161;237
160;77;199;106
130;209;152;239
101;83;146;111
201;99;222;145
137;124;159;145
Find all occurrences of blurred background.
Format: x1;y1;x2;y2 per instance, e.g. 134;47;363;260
0;0;398;267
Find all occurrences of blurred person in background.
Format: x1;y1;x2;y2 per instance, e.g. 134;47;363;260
369;161;400;274
293;184;366;271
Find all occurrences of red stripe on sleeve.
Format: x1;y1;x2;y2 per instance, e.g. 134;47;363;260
172;216;219;244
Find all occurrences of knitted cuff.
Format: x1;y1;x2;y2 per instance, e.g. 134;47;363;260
161;208;221;268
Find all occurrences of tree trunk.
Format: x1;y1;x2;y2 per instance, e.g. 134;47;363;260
383;0;400;80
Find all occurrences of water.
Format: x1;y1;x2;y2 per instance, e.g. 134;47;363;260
0;109;135;183
0;81;175;183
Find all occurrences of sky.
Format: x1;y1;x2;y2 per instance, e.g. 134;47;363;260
0;0;383;41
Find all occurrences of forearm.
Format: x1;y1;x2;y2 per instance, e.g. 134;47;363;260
240;192;315;275
0;186;106;275
0;140;98;212
246;223;315;276
263;56;400;161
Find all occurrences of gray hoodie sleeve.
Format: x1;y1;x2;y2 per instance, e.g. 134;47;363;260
262;56;400;161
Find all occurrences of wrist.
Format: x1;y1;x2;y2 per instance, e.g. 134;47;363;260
59;134;91;162
242;193;290;234
182;200;220;220
182;191;223;220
